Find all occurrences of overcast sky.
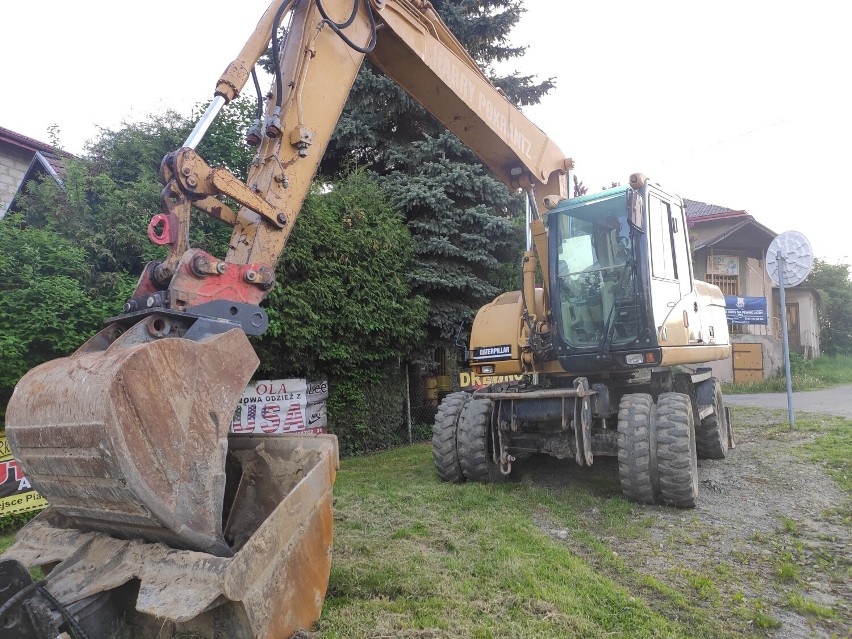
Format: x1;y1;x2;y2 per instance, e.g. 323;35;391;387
3;1;850;264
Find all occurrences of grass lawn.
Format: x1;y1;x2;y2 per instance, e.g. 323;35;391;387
316;407;851;638
724;354;852;394
3;406;849;638
319;443;728;639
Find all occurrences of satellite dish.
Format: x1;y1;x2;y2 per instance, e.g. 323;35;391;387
767;231;814;288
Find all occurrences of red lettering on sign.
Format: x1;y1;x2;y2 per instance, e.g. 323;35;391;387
0;460;23;484
284;402;304;431
261;405;281;433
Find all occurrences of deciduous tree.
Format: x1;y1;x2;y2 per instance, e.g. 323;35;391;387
807;259;852;356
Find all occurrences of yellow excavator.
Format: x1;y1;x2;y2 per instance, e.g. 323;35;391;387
0;0;731;636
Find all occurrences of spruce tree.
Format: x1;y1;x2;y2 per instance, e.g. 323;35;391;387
321;1;554;352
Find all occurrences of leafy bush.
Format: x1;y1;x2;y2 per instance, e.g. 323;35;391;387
0;509;38;535
252;169;428;455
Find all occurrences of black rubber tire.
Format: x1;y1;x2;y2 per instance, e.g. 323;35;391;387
696;379;729;460
431;392;470;483
655;392;699;508
617;393;657;504
457;398;504;482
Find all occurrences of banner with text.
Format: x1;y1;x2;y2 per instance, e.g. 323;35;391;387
724;296;768;325
0;436;47;517
231;379;328;435
459;370;524;390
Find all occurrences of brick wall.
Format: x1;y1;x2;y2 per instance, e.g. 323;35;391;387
0;142;34;214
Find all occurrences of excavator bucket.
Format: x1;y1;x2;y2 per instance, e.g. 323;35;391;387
5;317;259;556
3;434;338;638
2;316;339;637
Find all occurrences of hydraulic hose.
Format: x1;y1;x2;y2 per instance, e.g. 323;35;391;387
38;586;91;639
271;0;298;109
315;0;359;28
315;0;377;53
251;68;264;120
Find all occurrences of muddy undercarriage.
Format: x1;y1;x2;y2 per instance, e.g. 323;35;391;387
433;368;733;509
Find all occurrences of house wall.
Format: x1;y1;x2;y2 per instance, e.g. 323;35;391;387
693;248;781;327
0;142;33;215
698;334;783;382
771;288;821;358
693;249;767;295
739;334;783;377
689;220;731;247
692;244;787;381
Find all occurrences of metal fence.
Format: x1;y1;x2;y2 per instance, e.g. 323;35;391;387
404;365;442;444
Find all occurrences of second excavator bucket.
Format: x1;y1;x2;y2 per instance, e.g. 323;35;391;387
3;434;339;638
2;314;340;636
5;316;259;556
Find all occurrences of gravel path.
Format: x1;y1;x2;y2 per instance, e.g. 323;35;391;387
522;397;852;638
724;384;852;419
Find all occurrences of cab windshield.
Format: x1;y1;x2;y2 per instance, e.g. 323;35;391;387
555;189;639;348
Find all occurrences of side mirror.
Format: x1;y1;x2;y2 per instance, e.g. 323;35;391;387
626;190;644;231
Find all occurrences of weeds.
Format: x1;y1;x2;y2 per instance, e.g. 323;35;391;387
318;444;738;639
780;516;799;535
777;558;800;583
751;610;783;629
723;354;852;394
785;593;837;620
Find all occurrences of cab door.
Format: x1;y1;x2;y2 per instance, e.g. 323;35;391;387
647;189;701;344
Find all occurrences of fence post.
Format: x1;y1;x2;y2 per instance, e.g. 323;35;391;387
405;363;413;444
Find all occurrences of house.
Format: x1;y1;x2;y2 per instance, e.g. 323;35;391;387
686;198;820;383
0;126;70;217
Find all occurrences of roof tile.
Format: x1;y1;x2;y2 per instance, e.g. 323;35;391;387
683;198;748;223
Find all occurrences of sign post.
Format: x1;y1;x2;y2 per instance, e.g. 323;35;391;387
776;252;795;429
767;231;814;431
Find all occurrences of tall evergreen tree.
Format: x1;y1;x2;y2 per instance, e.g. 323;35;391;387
321;1;554;353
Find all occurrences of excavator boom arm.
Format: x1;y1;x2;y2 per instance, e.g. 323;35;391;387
179;0;571;273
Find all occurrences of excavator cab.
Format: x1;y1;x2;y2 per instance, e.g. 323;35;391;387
552;187;640;350
545;175;722;376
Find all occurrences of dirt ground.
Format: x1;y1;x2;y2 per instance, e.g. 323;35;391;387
519;406;851;638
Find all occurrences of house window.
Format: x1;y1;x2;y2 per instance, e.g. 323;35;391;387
707;274;739;296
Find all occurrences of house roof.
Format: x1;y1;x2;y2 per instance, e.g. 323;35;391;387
0;125;58;153
684;198;748;223
694;215;778;260
1;126;74;215
0;125;71;177
685;196;778;258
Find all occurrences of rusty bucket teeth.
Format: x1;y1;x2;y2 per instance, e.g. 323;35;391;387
5;319;259;556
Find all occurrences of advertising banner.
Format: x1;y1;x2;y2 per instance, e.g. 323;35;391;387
725;296;768;325
231;379;328;435
0;436;47;517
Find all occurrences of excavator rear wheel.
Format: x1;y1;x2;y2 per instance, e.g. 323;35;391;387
616;393;658;504
457;398;505;482
696;378;730;459
432;392;471;482
655;393;699;508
